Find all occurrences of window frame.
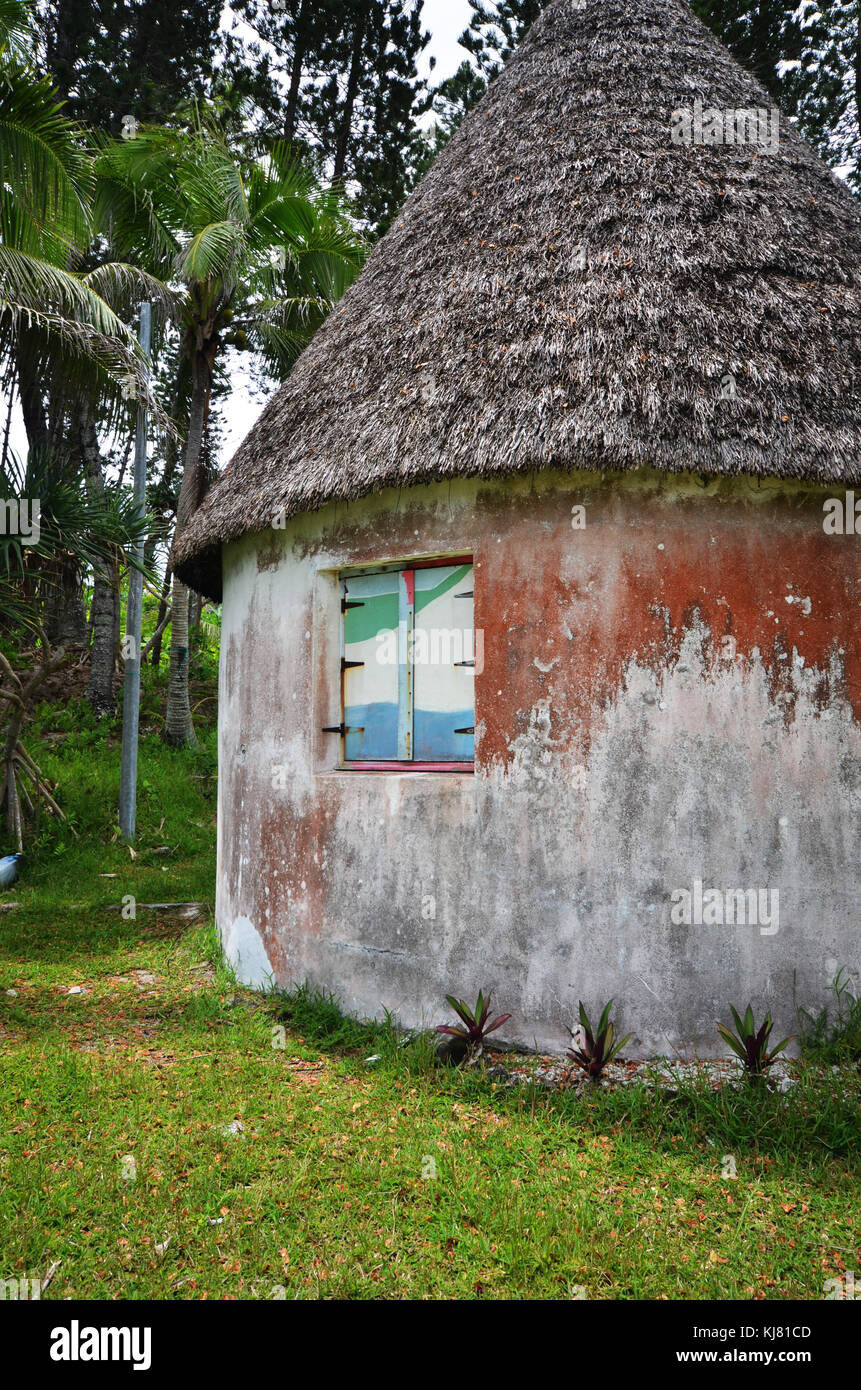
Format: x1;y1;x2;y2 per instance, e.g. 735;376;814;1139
336;554;476;774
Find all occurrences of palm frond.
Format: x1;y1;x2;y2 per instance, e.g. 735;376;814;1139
0;0;37;68
0;449;155;631
176;219;246;291
80;262;182;323
0;65;92;251
0;244;130;336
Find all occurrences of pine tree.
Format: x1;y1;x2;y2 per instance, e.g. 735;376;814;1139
457;0;545;84
349;1;431;234
223;1;430;238
42;0;222;130
422;0;546;149
692;2;861;189
225;0;338;148
691;1;807;101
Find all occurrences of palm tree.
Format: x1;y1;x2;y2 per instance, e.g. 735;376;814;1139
96;118;367;746
0;0;176;683
0;444;152;848
0;0;161;433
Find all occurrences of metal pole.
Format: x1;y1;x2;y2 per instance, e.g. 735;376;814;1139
119;302;151;841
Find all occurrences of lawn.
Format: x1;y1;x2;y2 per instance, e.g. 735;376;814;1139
0;688;859;1301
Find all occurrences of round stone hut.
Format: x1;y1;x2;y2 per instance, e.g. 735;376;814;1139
175;0;861;1055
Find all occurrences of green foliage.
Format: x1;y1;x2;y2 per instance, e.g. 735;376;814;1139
19;696;217;901
566;999;633;1081
0;0;34;63
799;968;861;1066
224;1;430;238
436;990;511;1056
0;59;92;255
42;0;222;130
0;4;165;423
458;0;545;83
95;118;367;381
274;981;398;1054
420;0;546;145
0;449;153;631
717;1004;794;1077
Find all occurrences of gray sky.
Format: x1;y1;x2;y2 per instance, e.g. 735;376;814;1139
421;0;473;79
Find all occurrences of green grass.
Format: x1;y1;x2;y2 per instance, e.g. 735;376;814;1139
1;695;860;1300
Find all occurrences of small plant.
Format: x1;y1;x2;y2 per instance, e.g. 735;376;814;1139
717;1004;793;1078
798;968;861;1067
566;1000;632;1081
435;991;511;1063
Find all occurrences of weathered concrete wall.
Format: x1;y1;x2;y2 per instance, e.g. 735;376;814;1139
216;469;861;1055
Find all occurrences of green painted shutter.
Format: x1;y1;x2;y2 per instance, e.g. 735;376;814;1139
342;572;400;760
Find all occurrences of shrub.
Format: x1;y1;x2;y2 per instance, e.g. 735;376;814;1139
717;1004;793;1078
436;991;511;1064
566;1000;632;1081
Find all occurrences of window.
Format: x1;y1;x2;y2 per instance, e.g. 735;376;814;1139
338;558;475;769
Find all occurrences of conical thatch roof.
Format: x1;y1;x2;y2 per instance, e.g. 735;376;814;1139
176;0;861;600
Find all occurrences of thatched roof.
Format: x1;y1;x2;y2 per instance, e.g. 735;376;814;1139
176;0;861;601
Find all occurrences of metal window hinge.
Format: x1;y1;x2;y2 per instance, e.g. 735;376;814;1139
341;659;365;671
342;599;365;613
455;590;474;598
454;660;475;668
454;726;475;735
322;724;364;735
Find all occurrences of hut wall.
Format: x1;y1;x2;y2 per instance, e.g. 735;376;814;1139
217;470;861;1055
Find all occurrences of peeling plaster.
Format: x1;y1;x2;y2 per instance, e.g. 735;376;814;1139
214;470;861;1055
222;915;276;992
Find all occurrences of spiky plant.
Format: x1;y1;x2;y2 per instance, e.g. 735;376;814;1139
717;1005;794;1078
566;1000;632;1081
436;991;511;1063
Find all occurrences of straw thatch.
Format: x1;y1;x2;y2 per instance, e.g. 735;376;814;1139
175;0;861;600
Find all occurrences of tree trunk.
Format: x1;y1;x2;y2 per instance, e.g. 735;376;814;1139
88;563;119;715
188;588;202;652
44;557;88;646
150;568;172;668
163;578;193;748
333;10;367;184
16;343;50;457
285;0;309;143
19;347;89;647
164;344;211;747
79;406;120;716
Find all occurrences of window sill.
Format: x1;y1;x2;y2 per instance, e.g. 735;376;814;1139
318;764;475;777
